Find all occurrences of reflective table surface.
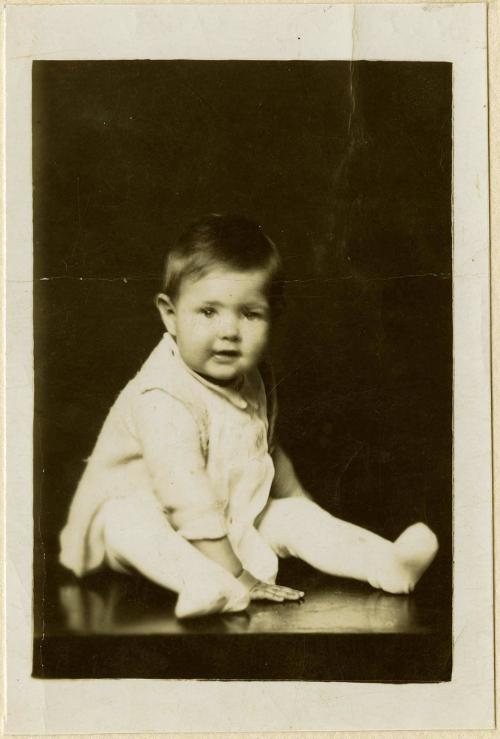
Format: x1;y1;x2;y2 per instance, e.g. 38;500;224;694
34;560;451;680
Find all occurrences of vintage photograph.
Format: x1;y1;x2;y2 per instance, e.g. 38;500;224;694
32;59;453;681
4;2;494;732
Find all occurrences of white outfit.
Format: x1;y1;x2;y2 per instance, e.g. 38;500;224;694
61;332;281;582
60;333;438;617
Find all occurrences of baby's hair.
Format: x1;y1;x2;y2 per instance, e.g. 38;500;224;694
162;214;285;311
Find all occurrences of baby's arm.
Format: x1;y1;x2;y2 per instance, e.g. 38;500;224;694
191;537;242;576
270;444;313;501
192;539;303;602
133;389;227;538
189;444;308;600
133;391;301;601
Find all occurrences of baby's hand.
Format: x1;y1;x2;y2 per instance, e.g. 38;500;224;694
249;582;304;602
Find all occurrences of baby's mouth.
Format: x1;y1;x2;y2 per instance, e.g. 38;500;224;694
212;349;241;361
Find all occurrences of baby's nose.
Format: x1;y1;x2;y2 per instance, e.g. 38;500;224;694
218;315;241;340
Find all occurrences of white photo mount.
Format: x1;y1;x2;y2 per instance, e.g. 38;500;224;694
3;3;493;733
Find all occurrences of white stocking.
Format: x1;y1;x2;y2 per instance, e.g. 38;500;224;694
93;496;249;617
258;497;438;594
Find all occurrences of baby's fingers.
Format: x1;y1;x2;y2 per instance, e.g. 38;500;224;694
274;585;304;600
250;587;284;602
249;582;305;603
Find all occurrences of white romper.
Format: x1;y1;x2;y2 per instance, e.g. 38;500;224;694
60;332;280;583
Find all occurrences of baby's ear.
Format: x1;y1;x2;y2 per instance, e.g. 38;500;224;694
155;293;177;336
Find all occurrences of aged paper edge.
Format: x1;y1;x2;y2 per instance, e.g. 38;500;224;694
1;0;498;736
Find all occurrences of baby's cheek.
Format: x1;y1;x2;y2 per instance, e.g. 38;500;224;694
252;324;270;350
189;323;213;348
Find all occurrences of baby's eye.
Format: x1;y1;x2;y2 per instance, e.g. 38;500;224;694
242;309;264;321
199;307;216;318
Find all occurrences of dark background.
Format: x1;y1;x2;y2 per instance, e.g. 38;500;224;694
33;61;452;598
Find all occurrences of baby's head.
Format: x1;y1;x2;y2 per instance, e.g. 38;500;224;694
156;214;284;386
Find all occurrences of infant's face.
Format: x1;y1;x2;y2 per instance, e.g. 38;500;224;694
165;267;271;385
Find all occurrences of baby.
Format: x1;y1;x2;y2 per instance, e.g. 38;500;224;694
60;214;439;618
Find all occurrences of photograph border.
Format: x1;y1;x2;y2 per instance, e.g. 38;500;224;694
3;2;494;733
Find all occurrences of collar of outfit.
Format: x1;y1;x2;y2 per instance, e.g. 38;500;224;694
163;332;259;413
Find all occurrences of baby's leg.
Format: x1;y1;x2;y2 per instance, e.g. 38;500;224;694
257;498;438;594
94;496;249;617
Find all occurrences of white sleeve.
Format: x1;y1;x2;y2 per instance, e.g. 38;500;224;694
132;388;227;540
